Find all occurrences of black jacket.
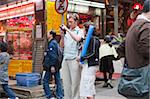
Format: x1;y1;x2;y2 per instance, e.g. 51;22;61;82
82;37;100;67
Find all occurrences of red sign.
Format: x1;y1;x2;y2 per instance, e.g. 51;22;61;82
55;0;68;14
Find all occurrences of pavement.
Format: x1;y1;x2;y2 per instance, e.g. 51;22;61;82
95;80;126;99
5;79;127;99
95;59;125;99
5;59;125;99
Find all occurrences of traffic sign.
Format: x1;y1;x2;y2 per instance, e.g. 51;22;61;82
55;0;68;14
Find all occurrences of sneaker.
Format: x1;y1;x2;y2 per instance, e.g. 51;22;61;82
107;79;112;83
107;79;113;88
102;82;108;87
107;83;113;88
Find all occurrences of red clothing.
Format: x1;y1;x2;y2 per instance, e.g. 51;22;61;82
127;18;136;27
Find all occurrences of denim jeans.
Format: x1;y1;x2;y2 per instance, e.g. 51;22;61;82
43;71;63;99
2;84;16;99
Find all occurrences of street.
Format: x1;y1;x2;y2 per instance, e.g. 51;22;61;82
95;79;126;99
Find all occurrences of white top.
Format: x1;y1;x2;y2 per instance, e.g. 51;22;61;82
99;43;118;59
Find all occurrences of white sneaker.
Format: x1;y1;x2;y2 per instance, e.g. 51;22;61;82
107;79;112;83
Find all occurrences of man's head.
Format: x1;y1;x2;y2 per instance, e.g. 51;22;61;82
47;30;56;40
142;0;150;19
67;13;79;29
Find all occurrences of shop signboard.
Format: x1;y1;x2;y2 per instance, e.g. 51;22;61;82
36;25;42;38
55;0;68;14
46;1;67;34
35;0;44;11
8;60;32;77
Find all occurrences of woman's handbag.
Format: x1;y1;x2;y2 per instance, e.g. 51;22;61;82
118;64;150;97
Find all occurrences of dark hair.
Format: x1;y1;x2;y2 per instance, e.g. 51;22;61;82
49;31;56;38
104;36;112;47
104;36;111;43
142;0;150;13
84;22;96;36
0;42;8;52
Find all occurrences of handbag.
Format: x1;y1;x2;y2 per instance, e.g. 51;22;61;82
118;64;150;97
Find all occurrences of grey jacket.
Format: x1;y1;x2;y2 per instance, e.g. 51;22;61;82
0;52;10;84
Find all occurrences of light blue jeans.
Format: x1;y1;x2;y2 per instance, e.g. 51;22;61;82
2;84;16;99
43;71;63;99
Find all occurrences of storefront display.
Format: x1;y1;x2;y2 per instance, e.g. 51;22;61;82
6;16;34;60
0;1;35;77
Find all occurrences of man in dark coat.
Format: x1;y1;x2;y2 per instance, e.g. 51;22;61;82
43;31;63;99
117;0;150;99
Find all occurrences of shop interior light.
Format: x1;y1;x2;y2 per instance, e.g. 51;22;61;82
68;4;89;13
69;0;105;9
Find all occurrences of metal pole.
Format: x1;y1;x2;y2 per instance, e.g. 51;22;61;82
62;13;64;24
114;0;118;36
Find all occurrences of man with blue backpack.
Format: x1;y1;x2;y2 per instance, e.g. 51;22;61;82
42;31;63;99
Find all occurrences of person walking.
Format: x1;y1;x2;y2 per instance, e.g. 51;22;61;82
99;36;118;88
60;13;84;99
118;0;150;99
43;31;63;99
0;42;18;99
80;24;100;99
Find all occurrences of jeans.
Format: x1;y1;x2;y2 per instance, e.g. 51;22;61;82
2;84;16;99
43;71;63;99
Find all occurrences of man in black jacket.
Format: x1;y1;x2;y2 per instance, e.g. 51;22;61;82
43;31;63;99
